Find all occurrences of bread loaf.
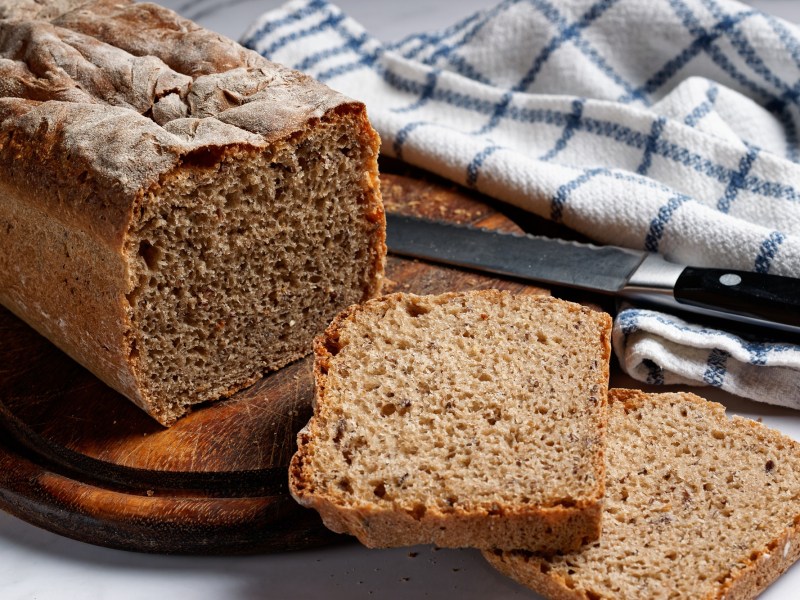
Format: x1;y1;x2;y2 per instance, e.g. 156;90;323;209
0;1;385;425
485;389;800;599
290;290;612;552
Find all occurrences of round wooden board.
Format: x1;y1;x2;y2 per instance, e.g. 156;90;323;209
0;168;548;554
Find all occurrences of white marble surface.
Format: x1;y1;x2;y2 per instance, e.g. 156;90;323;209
4;1;800;599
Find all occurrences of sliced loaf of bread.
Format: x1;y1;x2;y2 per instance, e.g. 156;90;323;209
0;0;384;425
485;389;800;599
289;290;612;552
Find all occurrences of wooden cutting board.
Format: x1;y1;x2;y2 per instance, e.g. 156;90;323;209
0;167;549;554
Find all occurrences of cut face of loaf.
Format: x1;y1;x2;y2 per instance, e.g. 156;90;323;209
485;389;800;600
0;0;385;425
126;114;382;423
290;290;613;552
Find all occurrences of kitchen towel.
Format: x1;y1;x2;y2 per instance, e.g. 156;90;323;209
242;0;800;407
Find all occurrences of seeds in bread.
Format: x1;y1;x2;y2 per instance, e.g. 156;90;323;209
290;290;612;552
0;0;385;425
484;389;800;599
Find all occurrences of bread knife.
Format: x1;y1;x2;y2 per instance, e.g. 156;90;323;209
386;213;800;337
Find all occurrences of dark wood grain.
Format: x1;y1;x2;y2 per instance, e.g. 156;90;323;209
0;169;548;554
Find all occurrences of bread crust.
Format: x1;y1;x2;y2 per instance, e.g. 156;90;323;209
484;491;800;600
0;0;385;424
1;0;263;77
290;291;612;552
484;389;800;600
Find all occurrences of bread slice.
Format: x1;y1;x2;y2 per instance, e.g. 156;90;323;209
0;0;384;425
485;389;800;599
289;290;612;552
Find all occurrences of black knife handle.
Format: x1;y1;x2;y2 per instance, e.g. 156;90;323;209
674;267;800;327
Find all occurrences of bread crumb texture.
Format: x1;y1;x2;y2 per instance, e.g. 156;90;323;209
291;290;612;552
0;0;385;424
485;389;800;600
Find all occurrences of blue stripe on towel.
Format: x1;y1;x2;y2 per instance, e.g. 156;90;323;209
551;167;607;222
619;2;757;102
637;117;668;175
392;70;442;114
645;194;690;252
241;0;327;49
539;99;586;161
467;145;503;187
475;0;623;134
643;359;665;385
684;83;719;126
392;121;429;158
717;145;760;213
261;12;346;60
703;348;731;386
754;230;786;274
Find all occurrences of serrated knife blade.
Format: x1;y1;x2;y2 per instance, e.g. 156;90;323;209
385;213;800;336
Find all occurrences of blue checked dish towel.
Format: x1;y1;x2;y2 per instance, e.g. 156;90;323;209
243;0;800;408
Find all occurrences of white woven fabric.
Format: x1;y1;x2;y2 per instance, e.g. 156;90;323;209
614;306;800;407
243;0;800;406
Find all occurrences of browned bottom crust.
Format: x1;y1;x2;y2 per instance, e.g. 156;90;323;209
290;446;603;552
483;527;800;600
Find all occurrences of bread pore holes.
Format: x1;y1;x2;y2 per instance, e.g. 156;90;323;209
332;419;346;445
405;301;430;318
137;240;161;270
298;292;612;551
488;504;503;516
373;482;387;499
409;503;427;520
324;338;343;357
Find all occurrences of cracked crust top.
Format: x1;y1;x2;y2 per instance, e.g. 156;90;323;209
0;0;360;245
